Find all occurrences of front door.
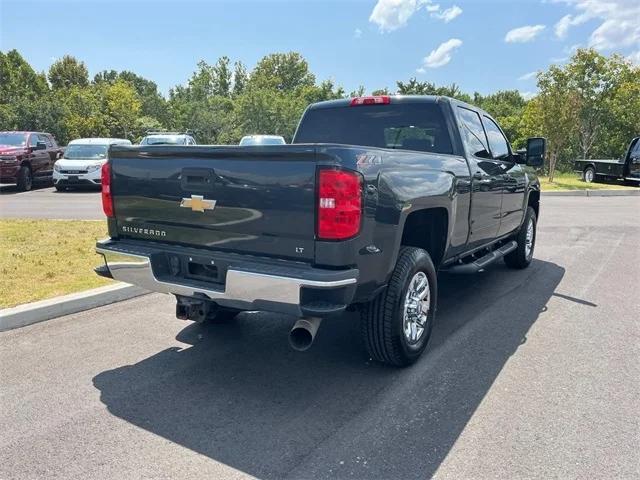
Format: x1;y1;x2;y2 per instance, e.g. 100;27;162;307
481;115;526;236
27;134;49;178
456;106;503;246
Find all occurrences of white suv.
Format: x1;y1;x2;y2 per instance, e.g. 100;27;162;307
53;138;131;191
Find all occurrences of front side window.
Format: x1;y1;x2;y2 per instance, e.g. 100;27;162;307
39;134;53;148
483;116;510;159
457;107;490;158
29;134;39;147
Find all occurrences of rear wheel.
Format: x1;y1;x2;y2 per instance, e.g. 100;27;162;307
504;206;537;269
16;166;32;191
583;166;595;183
361;247;437;367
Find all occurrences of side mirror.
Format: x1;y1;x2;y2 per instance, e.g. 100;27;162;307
36;141;47;150
526;137;546;167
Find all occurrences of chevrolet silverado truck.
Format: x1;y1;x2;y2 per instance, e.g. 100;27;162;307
95;95;545;366
575;137;640;185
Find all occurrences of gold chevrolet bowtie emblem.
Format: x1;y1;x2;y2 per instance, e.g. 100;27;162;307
180;195;216;213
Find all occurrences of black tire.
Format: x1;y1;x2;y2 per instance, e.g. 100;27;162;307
203;307;240;324
16;166;32;191
54;185;65;192
504;206;537;269
361;247;437;367
583;166;595;183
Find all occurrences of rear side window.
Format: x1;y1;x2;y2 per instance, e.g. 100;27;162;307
483;116;510;159
457;107;490;158
294;103;453;154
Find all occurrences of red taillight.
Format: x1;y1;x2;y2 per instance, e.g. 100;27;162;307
349;95;391;106
101;162;114;218
317;169;362;240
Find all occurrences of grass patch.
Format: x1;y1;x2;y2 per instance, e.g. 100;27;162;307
0;219;111;308
539;172;636;191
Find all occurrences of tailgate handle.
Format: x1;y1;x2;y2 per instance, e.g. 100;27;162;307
180;168;215;192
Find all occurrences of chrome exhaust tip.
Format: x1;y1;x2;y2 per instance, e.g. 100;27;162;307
288;317;322;351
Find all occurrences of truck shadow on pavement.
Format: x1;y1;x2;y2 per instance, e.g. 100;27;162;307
93;259;565;479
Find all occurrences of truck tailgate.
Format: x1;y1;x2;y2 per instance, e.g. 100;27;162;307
109;146;318;262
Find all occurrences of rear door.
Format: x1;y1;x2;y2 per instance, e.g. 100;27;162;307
456;107;503;246
110;146;318;262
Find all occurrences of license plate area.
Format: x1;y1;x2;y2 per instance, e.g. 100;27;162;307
152;252;226;287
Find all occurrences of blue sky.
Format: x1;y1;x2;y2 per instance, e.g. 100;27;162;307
1;0;638;98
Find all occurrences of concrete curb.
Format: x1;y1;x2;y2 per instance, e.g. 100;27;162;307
542;189;640;197
0;283;149;332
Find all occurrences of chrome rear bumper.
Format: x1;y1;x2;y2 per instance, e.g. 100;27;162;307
96;240;358;317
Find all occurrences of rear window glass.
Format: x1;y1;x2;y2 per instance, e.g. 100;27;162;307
293;103;453;154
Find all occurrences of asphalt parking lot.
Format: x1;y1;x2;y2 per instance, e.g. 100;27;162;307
0;184;103;220
1;196;639;479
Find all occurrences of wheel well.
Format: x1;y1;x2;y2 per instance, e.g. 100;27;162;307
20;161;31;171
400;208;448;267
528;190;540;219
583;164;595;172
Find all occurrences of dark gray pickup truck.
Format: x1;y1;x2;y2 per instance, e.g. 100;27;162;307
95;95;545;366
575;137;640;184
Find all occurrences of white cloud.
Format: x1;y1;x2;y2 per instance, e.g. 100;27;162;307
369;0;462;32
369;0;426;32
554;13;590;39
354;28;362;39
520;91;538;100
416;67;427;74
421;38;463;68
518;71;538;81
505;25;546;43
431;5;462;23
553;1;640;51
628;51;640;65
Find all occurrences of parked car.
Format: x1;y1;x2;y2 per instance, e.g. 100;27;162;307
239;135;286;146
0;131;63;191
53;138;131;191
139;132;197;146
95;95;544;367
574;137;640;185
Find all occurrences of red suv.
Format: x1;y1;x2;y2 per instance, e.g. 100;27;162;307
0;131;63;191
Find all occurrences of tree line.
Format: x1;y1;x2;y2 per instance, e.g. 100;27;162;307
1;48;638;176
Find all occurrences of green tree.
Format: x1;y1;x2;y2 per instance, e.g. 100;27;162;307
59;86;108;141
0;50;48;104
101;80;141;139
212;56;232;97
249;52;315;92
94;69;168;124
233;61;248;96
537;65;580;180
48;55;89;90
